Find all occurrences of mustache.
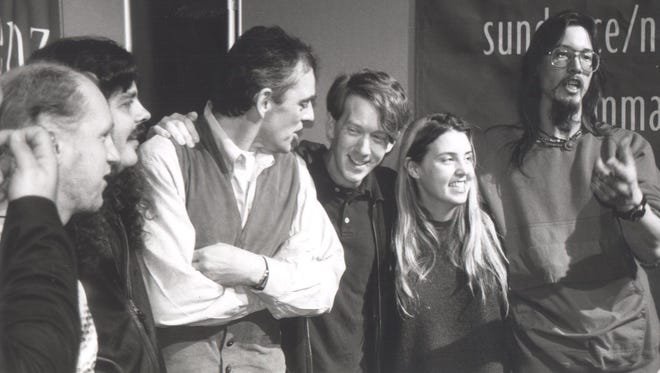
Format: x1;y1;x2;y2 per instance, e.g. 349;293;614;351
130;123;148;141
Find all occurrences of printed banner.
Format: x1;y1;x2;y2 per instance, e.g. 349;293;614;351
416;0;660;309
0;0;61;73
416;0;659;161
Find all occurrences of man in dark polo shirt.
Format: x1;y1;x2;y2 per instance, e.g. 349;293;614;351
282;69;411;373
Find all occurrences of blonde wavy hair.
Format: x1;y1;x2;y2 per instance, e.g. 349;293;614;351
394;113;508;316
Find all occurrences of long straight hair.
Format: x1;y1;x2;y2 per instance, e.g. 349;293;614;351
512;10;607;169
394;113;508;316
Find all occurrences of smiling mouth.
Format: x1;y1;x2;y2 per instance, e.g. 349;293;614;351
448;180;468;192
348;155;370;168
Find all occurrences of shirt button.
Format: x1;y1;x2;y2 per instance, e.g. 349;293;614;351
344;217;350;224
334;187;340;192
226;365;232;373
226;339;234;347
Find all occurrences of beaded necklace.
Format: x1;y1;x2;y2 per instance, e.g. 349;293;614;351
535;128;583;150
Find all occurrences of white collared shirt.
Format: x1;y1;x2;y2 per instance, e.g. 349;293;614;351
138;105;345;326
203;104;274;228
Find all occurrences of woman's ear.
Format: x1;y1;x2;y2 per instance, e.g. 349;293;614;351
405;158;420;179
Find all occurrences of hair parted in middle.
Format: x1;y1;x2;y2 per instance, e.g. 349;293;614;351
210;25;318;118
512;10;608;169
393;113;508;317
326;68;411;141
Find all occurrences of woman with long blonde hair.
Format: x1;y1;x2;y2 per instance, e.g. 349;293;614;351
390;113;509;372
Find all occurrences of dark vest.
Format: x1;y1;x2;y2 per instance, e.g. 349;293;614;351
158;115;300;366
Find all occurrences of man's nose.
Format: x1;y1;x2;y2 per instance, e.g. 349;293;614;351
135;100;151;124
567;54;583;73
301;104;314;123
105;136;120;164
356;135;371;155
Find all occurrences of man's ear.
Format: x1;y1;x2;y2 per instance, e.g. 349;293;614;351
385;141;395;154
34;115;62;159
254;88;273;118
326;115;337;142
405;158;420;179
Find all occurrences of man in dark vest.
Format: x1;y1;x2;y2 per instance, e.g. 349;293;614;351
281;69;411;373
138;26;344;373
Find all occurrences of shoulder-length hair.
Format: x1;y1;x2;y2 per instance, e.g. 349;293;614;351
394;113;508;316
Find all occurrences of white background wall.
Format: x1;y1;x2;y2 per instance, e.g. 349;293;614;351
58;0;415;149
243;0;415;147
61;0;125;43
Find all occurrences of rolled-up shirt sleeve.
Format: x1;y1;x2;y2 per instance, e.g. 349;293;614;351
138;137;264;327
256;156;345;319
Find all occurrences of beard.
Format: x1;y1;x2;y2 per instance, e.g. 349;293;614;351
550;97;581;133
66;164;152;276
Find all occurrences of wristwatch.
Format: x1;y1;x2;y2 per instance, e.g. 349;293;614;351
615;195;647;222
253;256;270;291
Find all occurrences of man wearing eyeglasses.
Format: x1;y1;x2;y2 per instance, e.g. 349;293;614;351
476;10;660;373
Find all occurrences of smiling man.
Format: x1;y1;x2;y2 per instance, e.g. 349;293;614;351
477;10;660;372
282;69;411;373
138;26;343;373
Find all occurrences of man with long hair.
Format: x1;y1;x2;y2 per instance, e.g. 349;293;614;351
477;10;660;372
281;69;411;373
29;38;163;372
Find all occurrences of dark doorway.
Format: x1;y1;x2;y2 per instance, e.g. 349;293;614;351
131;0;229;124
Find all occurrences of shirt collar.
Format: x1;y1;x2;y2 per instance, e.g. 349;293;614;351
204;102;274;171
307;146;383;202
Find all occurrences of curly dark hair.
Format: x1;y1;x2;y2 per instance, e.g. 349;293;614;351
29;37;137;99
66;165;153;275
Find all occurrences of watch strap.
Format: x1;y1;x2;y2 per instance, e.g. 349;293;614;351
615;195;647;222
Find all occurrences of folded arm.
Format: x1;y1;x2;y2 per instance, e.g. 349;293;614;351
139;137;264;326
253;156;345;319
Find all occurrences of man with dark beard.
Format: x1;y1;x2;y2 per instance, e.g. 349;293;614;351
477;10;660;372
29;38;164;373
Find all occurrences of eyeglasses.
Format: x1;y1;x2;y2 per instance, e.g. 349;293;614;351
546;46;600;72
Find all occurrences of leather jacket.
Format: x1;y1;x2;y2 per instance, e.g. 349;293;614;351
77;208;165;373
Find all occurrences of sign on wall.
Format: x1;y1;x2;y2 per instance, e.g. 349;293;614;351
416;0;659;161
0;0;61;73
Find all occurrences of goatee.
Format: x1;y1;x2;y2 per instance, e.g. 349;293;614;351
550;98;580;133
